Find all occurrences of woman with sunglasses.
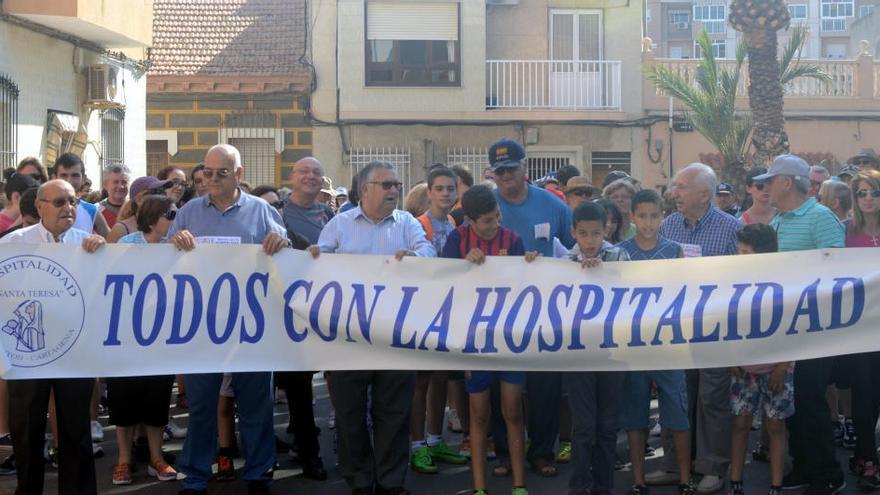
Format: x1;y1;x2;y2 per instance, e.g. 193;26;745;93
107;195;178;485
739;167;776;225
843;169;880;490
157;166;188;206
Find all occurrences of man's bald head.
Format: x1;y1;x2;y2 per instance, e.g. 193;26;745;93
293;157;322;169
38;179;76;201
205;144;242;171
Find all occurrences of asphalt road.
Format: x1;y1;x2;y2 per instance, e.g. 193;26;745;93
0;375;866;495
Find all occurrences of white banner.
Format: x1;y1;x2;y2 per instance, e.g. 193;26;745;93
0;244;874;379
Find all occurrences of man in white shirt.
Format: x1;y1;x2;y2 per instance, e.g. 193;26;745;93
0;179;104;494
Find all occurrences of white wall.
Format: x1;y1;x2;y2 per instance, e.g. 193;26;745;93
0;20;147;181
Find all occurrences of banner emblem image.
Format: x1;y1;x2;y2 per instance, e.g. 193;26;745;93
0;255;85;368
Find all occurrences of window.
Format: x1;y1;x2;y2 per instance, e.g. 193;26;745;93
789;4;808;19
349;147;413;194
694;40;727;58
0;74;18;169
228;137;276;186
590;152;631;187
822;0;853;30
860;4;875;16
447;147;489;183
100;109;124;168
365;2;460;87
670;46;684;58
693;4;726;33
146;140;169;177
670;11;691;29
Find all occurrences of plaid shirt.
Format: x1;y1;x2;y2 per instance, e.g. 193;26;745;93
659;206;739;257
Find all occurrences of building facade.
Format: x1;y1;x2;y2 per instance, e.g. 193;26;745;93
146;0;313;185
0;0;152;180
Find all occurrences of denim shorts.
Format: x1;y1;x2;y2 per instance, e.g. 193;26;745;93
465;370;526;393
621;369;689;431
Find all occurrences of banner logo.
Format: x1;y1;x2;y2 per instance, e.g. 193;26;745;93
0;255;84;368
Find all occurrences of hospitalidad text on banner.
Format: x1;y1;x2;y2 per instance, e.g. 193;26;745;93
0;244;872;379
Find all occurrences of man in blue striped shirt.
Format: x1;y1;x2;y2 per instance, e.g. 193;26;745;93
756;154;845;495
310;160;433;495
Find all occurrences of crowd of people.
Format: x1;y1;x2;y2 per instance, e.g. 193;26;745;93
0;140;878;495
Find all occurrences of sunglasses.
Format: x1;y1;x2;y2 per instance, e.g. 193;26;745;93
369;181;403;190
163;210;177;221
40;196;78;208
853;159;875;166
752;182;766;191
202;168;232;179
168;179;186;187
568;189;593;198
857;190;880;199
270;200;285;209
146;188;167;196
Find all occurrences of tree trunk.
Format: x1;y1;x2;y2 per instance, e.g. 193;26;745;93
744;28;790;166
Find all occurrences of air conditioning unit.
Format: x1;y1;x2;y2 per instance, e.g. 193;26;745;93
487;0;519;5
87;64;125;109
676;21;690;29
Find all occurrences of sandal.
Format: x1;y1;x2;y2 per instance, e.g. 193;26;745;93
530;458;558;477
492;458;511;477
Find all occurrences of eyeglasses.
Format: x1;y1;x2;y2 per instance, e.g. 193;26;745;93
369;181;403;190
270;200;285;209
568;190;593;198
753;182;766;191
163;210;177;221
202;168;232;179
39;196;78;208
857;190;880;199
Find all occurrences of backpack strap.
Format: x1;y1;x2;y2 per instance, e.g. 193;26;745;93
417;213;432;240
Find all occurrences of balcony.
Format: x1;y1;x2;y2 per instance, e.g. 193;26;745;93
485;60;622;111
2;0;152;47
643;52;880;114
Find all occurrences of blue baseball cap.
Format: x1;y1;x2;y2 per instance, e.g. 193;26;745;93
488;139;525;171
716;183;734;194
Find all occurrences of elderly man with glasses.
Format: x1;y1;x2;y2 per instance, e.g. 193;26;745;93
0;179;105;495
308;160;434;495
167;144;289;495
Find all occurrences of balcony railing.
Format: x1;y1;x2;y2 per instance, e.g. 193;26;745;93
485;60;622;111
651;58;859;98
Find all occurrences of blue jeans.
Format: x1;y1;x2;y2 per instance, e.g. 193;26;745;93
179;372;275;489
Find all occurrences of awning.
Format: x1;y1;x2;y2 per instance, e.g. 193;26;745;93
44;112;87;166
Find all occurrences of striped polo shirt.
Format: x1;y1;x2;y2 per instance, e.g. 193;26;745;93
770;197;844;252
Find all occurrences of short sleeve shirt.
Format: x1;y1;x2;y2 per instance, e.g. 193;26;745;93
281;200;334;245
166;190;287;244
771;197;844;252
659;206;739;257
617;236;682;260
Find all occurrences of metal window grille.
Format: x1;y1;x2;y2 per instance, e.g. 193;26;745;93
526;155;572;181
228;138;276;187
0;74;19;169
591;151;631;185
447;147;489;183
101;108;125;168
349;147;412;193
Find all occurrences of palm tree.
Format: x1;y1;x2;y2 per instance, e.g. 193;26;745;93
646;26;828;182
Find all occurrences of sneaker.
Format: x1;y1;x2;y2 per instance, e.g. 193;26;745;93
214;454;236;481
165;419;187;439
782;471;811;490
646;470;681;486
90;420;104;442
112;463;132;485
769;487;783;495
844;418;857;449
428;440;468;465
680;483;695;495
92;443;104;459
148;460;178;481
645;444;656;457
0;434;11;446
473;491;489;495
511;488;529;495
447;408;463;433
696;475;724;494
0;454;14;476
804;479;846;495
410;446;438;474
630;485;651;495
729;481;745;495
860;462;880;491
459;435;471;457
556;440;572;463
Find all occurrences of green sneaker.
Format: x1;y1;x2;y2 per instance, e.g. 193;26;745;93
429;439;468;465
512;488;529;495
556;440;572;463
473;491;489;495
409;446;438;474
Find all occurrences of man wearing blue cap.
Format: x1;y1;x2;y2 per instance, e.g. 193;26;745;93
488;139;574;478
714;183;740;217
756;154;845;495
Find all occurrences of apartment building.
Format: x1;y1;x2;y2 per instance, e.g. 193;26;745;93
646;0;879;59
0;0;152;179
310;0;648;191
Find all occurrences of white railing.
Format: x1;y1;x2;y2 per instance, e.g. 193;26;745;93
486;60;622;111
653;58;858;97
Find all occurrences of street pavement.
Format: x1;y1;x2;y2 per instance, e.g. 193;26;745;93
0;375;867;495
